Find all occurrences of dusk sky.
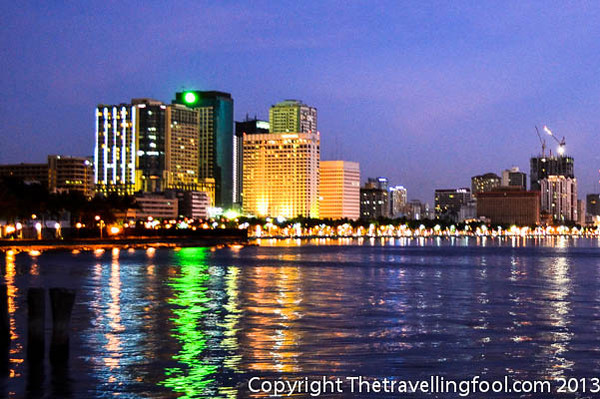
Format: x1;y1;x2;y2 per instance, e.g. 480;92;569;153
2;1;600;202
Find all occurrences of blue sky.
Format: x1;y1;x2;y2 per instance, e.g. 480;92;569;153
2;1;600;202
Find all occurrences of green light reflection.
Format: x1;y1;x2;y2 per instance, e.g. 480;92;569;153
160;247;217;397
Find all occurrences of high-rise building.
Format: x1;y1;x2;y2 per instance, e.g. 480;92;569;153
476;188;540;226
540;175;578;222
173;90;234;208
242;132;320;218
360;177;390;220
234;118;270;206
95;99;166;195
530;155;574;191
269;100;317;134
471;173;501;196
164;103;216;202
319;160;360;220
586;194;600;216
389;185;408;217
95;97;220;202
434;188;471;222
132;99;167;193
501;167;527;189
165;103;199;190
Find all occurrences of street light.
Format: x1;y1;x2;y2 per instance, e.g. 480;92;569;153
95;215;104;239
35;222;42;240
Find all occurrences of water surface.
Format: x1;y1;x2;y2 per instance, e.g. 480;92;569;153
0;237;599;397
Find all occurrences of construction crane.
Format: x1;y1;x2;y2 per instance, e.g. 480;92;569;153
543;125;566;155
535;125;546;157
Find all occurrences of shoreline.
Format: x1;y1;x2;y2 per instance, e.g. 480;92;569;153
0;234;595;253
249;234;599;240
0;234;248;253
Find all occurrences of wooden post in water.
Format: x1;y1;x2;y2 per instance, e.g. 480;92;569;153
27;288;45;361
49;288;75;363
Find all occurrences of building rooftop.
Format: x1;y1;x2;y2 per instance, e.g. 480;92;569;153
477;190;540;198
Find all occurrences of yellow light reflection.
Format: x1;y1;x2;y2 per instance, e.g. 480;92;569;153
4;251;22;378
245;266;303;373
220;266;241;372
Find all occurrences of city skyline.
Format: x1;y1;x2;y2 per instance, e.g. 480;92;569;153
3;2;600;203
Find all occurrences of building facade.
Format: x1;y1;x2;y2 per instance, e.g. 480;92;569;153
0;156;93;197
164;103;216;203
476;189;540;226
577;199;586;226
269;100;317;134
360;177;390;220
176;190;210;219
434;188;471;222
95;100;166;195
319;160;360;220
48;155;94;197
132;99;167;193
459;199;478;222
234;118;270;206
242;132;320;218
131;193;178;220
501;167;527;189
406;200;430;220
586;194;600;216
0;162;50;187
173;90;234;208
360;188;389;220
471;173;501;196
540;175;578;222
364;177;389;191
389;185;408;217
530;155;574;191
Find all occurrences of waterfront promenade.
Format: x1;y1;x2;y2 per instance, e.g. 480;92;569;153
0;229;248;252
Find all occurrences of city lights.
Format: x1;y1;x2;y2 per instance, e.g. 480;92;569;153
3;6;600;398
223;209;239;220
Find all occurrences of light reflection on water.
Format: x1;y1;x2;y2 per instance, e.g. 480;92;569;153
1;238;600;397
4;251;23;381
160;248;218;397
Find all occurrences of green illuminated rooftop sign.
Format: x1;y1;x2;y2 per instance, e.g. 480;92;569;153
183;91;198;105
